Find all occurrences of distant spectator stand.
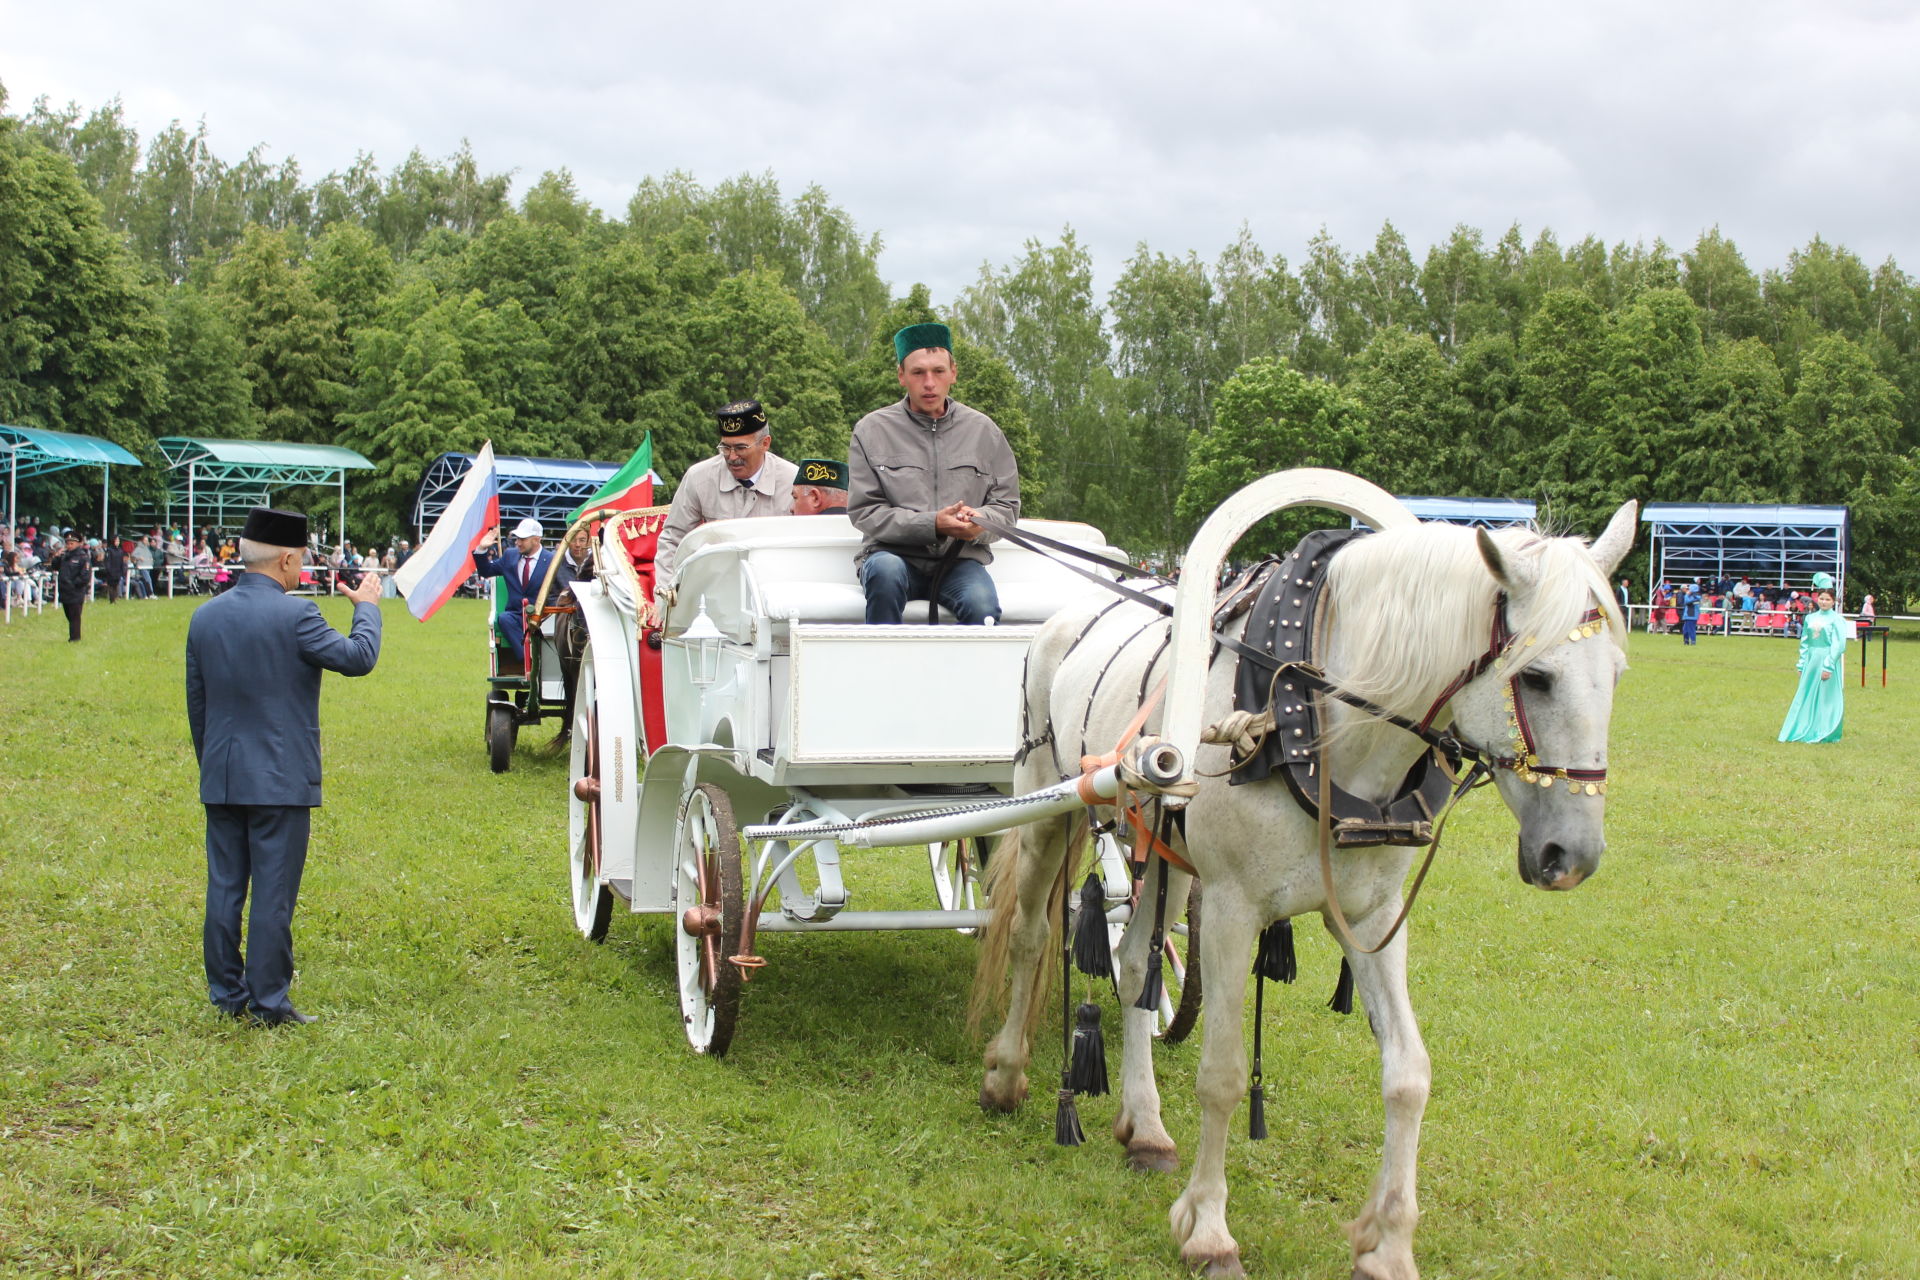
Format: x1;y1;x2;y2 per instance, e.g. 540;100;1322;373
132;438;375;594
1642;503;1847;638
413;452;645;545
0;423;144;539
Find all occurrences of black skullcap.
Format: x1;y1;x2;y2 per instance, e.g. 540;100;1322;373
240;507;308;549
714;400;769;436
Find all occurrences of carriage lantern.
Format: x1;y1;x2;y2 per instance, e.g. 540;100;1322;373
674;597;726;686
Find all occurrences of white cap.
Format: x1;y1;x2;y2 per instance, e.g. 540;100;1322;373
511;518;544;540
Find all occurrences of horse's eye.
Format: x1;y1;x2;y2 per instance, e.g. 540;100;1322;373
1519;670;1554;694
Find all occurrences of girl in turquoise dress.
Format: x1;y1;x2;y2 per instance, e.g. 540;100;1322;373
1778;574;1847;743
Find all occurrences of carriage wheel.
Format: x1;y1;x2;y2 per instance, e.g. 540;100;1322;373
566;653;613;941
927;837;984;934
673;783;744;1056
486;702;515;774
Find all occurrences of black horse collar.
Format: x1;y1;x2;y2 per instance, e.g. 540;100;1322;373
1228;528;1456;848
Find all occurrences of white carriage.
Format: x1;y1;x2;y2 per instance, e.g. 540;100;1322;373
564;513;1181;1055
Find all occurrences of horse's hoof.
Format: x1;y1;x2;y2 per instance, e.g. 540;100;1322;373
1126;1140;1179;1174
1180;1247;1244;1278
977;1081;1026;1113
1350;1253;1418;1280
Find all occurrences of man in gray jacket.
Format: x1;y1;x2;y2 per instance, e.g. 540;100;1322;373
848;323;1020;624
655;400;798;591
186;507;383;1025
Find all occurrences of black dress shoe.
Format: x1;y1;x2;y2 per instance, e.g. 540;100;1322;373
250;1007;317;1026
215;1003;249;1020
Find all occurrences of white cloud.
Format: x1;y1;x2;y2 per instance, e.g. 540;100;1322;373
5;0;1917;303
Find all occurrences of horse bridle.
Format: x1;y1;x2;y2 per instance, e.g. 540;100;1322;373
1418;592;1611;796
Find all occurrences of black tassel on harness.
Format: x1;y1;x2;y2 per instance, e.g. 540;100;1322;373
1071;873;1112;978
1054;855;1085;1147
1068;1001;1109;1096
1248;942;1270;1140
1054;1084;1085;1146
1328;957;1355;1014
1133;864;1169;1012
1254;918;1297;984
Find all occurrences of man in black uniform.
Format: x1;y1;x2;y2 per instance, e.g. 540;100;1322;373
54;531;92;641
186;507;383;1025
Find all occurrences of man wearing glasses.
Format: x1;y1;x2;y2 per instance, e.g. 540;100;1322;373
655;400;798;590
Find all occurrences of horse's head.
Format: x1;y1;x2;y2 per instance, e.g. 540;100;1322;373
1450;502;1635;891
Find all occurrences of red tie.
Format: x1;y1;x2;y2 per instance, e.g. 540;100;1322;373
521;558;531;592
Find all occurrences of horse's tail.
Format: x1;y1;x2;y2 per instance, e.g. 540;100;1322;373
967;816;1087;1040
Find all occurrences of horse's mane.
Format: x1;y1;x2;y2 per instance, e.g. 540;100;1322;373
1319;521;1624;717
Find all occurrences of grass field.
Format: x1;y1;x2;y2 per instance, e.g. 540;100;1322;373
3;595;1917;1279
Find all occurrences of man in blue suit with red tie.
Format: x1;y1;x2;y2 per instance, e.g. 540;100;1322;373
472;517;553;664
187;507;383;1025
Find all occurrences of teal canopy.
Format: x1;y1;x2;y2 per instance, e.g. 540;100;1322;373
156;437;375;543
2;423;144;534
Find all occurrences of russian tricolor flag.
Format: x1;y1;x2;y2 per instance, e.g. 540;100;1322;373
395;442;500;622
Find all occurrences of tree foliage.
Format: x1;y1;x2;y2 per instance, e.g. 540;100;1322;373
6;85;1920;604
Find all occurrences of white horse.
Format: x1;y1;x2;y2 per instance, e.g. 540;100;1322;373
972;500;1637;1278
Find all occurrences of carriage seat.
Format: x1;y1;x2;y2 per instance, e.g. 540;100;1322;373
674;515;1129;626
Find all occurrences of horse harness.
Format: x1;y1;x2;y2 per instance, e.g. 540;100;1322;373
993;516;1612;952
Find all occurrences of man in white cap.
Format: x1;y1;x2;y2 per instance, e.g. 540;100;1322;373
473;516;554;663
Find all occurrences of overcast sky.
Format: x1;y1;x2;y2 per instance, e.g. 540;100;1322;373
6;1;1918;304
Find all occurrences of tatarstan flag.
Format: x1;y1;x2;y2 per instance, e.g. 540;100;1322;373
571;435;657;522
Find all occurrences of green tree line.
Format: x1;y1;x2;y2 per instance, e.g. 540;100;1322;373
5;86;1916;604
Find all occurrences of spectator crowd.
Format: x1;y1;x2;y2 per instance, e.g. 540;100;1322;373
3;518;423;621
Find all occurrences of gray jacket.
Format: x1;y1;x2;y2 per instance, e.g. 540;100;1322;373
847;397;1020;568
656;451;798;585
186;572;382;807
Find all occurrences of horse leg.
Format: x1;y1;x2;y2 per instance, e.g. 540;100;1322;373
1110;859;1189;1173
1169;890;1258;1278
978;816;1072;1112
1334;922;1429;1280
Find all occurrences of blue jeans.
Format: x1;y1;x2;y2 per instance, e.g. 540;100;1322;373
860;551;1001;624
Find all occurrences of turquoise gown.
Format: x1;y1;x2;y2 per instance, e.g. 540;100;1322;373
1778;608;1848;743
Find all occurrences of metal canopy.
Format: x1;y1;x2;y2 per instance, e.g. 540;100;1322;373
1;423;144;536
1642;502;1848;598
414;452;631;539
1349;496;1537;530
156;436;375;543
1397;496;1537;528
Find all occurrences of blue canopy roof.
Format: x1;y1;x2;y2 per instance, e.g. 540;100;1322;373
1;423;143;478
1643;503;1848;530
415;452;644;538
1399;496;1536;526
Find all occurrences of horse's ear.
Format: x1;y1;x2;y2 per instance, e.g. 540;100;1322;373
1590;500;1638;576
1476;528;1513;588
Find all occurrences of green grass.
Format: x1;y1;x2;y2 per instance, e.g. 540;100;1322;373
3;598;1917;1279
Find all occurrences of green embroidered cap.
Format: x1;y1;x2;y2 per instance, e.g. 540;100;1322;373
796;458;847;490
892;322;952;364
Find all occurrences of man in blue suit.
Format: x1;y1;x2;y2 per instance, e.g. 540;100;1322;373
186;507;383;1025
472;517;553;664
